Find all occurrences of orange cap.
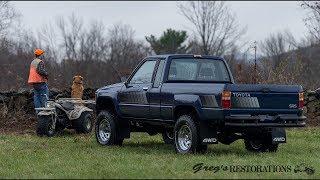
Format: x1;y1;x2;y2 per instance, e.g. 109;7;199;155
34;49;44;56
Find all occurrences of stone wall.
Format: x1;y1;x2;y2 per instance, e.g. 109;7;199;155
0;88;96;117
305;89;320;126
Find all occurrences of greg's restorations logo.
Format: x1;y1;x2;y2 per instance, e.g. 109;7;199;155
192;163;315;175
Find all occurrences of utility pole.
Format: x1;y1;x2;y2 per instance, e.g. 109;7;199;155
253;41;257;84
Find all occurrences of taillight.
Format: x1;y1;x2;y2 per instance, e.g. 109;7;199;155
298;92;304;108
222;90;231;109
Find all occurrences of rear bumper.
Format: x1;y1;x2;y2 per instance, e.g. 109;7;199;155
224;114;306;127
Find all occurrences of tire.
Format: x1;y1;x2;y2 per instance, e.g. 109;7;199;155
55;120;66;133
244;138;279;152
196;144;208;154
95;110;123;146
73;111;93;134
115;138;124;146
162;130;174;144
174;114;201;154
36;115;55;137
268;144;279;152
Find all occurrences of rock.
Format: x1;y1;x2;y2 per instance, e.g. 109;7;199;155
0;103;8;118
0;88;97;116
305;89;320;126
0;87;97;134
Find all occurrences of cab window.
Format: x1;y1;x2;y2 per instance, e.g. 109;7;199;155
130;60;157;84
153;60;165;87
168;58;230;82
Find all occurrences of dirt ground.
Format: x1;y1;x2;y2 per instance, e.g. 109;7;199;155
0;88;96;134
0;115;37;135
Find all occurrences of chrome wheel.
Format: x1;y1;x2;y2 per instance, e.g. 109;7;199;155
98;118;111;143
85;115;92;130
48;121;55;135
166;131;174;140
177;125;192;151
250;139;263;150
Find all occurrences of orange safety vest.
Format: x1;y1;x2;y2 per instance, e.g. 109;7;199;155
28;58;47;85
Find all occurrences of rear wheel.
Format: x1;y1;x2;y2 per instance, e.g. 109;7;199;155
162;130;174;144
95;110;123;146
244;137;279;152
174;114;204;154
268;144;279;152
36;115;55;137
73;111;93;133
196;144;208;154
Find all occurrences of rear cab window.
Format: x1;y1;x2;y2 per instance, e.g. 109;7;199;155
167;58;231;83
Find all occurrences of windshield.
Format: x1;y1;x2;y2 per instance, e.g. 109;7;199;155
168;58;230;82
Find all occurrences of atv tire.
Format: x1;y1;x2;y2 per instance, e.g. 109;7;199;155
36;115;55;137
73;111;93;134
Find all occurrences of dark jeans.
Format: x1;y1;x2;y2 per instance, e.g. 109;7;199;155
33;83;49;109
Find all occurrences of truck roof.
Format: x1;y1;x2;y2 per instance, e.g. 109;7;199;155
147;54;223;60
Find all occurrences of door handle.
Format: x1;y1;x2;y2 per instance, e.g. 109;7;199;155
143;87;148;91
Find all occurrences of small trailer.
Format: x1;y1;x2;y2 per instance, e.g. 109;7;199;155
35;98;95;137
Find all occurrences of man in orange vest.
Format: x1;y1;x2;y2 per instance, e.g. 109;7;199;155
28;49;49;110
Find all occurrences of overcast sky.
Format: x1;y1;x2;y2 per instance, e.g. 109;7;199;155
12;1;308;49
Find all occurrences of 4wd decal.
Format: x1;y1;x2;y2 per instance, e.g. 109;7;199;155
273;137;286;142
202;138;217;143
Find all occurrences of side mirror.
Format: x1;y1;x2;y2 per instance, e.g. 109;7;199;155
120;76;127;82
122;76;130;88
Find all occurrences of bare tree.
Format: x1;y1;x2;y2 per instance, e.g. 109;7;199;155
258;30;313;87
107;22;150;78
301;1;320;44
0;1;19;36
178;1;246;56
260;31;297;68
79;20;108;62
56;13;84;61
260;54;305;86
37;22;59;61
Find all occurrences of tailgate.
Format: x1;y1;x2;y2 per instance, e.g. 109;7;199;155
231;92;298;109
223;84;306;127
225;84;302;110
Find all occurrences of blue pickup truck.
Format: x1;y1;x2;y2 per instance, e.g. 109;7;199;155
95;54;306;154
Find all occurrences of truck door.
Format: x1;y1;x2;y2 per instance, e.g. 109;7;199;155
118;60;157;118
148;60;166;119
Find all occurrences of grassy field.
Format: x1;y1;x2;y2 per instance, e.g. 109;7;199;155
0;128;319;179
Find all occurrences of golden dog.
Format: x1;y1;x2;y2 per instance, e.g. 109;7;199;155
71;75;84;99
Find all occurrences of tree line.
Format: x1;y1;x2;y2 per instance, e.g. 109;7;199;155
1;1;320;91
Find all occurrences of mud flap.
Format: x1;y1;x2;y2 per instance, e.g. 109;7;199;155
118;118;130;139
271;128;286;144
199;121;218;144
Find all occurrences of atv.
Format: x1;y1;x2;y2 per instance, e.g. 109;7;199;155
35;98;95;137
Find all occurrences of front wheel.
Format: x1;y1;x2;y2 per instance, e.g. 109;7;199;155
95;111;123;146
36;115;55;137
